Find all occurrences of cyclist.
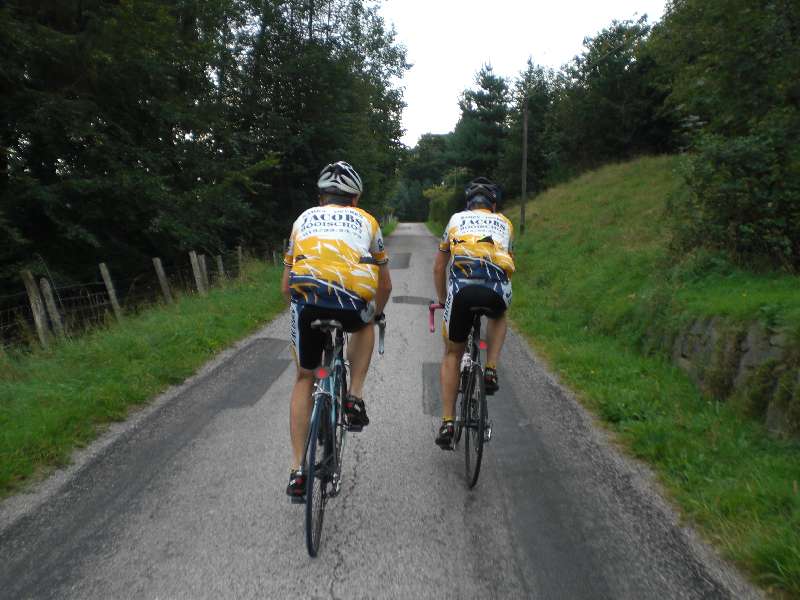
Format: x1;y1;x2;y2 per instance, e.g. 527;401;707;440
282;161;392;499
432;177;514;449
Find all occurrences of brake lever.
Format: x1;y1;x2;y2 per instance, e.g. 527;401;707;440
376;314;386;355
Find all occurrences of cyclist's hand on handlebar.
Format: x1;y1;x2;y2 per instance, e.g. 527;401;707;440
359;300;377;323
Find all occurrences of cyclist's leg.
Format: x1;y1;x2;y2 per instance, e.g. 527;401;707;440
476;286;507;393
437;286;471;446
322;310;370;428
346;323;374;399
440;338;467;419
486;313;507;367
289;302;325;471
290;369;315;470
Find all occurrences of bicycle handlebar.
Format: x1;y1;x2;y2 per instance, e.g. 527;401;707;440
428;301;444;333
376;314;386;355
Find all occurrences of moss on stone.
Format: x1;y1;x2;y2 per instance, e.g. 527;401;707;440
732;360;780;420
704;327;745;399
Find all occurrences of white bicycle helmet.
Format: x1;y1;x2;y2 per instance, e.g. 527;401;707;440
317;161;363;196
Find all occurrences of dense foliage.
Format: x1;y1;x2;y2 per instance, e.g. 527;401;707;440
396;16;674;225
408;4;797;272
652;0;800;269
0;0;407;292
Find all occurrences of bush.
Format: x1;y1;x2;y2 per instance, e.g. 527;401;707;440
670;113;800;270
424;184;462;229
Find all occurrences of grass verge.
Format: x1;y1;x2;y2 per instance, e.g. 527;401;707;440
425;220;443;236
509;156;800;596
381;215;399;236
0;260;285;498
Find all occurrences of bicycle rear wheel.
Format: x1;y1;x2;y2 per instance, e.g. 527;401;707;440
463;365;486;488
332;363;347;495
453;370;468;444
305;399;332;557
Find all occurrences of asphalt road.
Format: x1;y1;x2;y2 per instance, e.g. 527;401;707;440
0;222;760;599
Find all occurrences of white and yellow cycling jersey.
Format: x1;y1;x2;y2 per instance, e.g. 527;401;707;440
283;204;388;310
439;208;515;308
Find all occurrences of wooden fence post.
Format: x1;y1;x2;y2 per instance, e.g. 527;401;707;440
152;257;173;304
189;251;206;295
20;270;50;348
198;254;210;291
99;262;122;321
39;278;65;338
237;246;243;279
215;255;226;281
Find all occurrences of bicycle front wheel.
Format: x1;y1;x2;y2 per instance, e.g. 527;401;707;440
463;366;486;488
305;400;331;557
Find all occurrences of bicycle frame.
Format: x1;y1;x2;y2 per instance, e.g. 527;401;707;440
303;327;347;494
429;301;491;487
301;316;386;556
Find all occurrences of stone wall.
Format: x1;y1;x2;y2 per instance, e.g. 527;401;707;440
669;318;799;437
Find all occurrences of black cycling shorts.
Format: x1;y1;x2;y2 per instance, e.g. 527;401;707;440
444;285;506;343
290;303;367;370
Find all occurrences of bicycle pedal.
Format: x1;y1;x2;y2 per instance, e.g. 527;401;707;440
346;424;363;432
484;423;493;443
289;495;306;505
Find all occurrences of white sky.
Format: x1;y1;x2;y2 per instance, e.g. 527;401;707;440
379;0;666;147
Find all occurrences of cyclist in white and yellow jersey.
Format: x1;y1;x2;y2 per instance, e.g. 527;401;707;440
282;161;392;499
432;177;514;449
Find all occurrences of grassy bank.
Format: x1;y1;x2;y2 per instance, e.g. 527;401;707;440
381;215;399;236
426;220;442;236
508;156;800;596
0;261;285;497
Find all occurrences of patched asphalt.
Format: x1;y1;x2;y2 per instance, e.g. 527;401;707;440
0;222;760;599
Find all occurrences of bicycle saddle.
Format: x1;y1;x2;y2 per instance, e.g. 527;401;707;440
310;319;343;332
469;306;497;317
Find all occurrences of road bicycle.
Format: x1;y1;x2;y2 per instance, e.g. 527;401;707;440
301;315;385;557
429;302;492;488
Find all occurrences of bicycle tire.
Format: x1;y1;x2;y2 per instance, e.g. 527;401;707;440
305;399;330;557
454;371;469;444
332;362;347;495
464;365;486;488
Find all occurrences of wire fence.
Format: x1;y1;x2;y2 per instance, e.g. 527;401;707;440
0;245;284;351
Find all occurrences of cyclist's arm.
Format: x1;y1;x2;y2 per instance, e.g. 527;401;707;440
433;250;449;305
281;265;291;304
434;219;455;304
374;263;392;315
282;225;297;304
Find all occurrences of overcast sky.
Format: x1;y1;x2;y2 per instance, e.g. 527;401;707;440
378;0;667;147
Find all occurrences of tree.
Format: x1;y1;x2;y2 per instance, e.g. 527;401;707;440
547;17;670;171
652;0;800;268
0;0;409;291
450;65;510;179
498;59;554;197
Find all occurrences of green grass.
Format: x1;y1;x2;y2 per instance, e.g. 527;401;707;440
381;215;399;236
425;220;443;236
0;260;285;497
508;155;800;596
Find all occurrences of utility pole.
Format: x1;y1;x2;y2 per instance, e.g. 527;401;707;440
520;91;528;235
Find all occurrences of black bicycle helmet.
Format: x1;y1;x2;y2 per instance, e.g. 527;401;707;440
317;161;363;197
464;177;498;209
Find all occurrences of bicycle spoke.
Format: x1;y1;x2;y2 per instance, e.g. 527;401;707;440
305;399;330;557
464;365;486;488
